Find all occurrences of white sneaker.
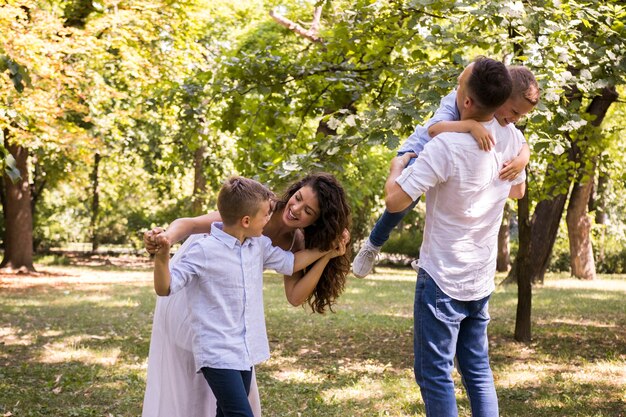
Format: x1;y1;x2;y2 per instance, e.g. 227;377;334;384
352;239;382;278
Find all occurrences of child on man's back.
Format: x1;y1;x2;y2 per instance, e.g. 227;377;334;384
352;64;540;278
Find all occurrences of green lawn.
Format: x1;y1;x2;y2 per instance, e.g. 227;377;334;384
1;262;624;416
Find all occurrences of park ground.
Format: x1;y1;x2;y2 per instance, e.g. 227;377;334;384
0;255;625;416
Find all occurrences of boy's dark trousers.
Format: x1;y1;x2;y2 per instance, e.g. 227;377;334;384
201;366;254;417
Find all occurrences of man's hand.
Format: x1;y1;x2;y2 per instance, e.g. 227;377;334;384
390;152;417;172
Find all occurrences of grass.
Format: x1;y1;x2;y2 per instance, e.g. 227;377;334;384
0;262;624;416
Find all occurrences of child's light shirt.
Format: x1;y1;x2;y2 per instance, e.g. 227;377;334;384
395;119;526;301
398;91;459;155
167;222;295;372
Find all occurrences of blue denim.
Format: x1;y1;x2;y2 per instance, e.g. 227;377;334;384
369;156;418;247
414;269;498;417
201;366;254;417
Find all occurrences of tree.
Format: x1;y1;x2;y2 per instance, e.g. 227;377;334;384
565;86;618;280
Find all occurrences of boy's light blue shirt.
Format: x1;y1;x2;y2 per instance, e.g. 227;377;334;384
398;90;459;155
167;222;295;372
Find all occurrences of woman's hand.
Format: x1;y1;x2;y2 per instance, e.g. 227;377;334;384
330;228;351;258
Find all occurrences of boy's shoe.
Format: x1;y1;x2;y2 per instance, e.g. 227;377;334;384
352;239;382;278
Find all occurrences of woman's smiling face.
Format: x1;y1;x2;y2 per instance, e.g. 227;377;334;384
282;185;320;228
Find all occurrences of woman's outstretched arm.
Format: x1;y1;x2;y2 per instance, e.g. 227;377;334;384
283;229;349;306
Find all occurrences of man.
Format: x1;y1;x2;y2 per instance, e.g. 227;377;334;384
385;57;526;417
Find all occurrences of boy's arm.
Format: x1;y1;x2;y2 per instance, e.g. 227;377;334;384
144;212;222;254
153;236;172;296
428;120;495;151
499;143;530;181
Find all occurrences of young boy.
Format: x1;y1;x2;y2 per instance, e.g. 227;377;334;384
352;64;540;278
153;176;333;417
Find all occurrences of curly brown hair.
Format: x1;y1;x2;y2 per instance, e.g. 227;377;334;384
276;173;352;314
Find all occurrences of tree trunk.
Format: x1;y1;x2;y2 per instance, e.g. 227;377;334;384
514;185;532;342
90;152;100;253
566;174;596;280
496;201;511;272
192;145;207;216
565;86;618;279
1;139;35;272
593;173;608;225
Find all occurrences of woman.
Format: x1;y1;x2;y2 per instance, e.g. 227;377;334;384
142;173;351;417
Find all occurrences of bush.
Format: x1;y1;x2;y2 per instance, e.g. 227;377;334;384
380;208;424;258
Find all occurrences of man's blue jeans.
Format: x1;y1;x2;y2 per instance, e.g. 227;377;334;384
369;156;418;247
414;269;498;417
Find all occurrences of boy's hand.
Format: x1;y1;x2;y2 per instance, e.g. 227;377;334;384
499;156;526;181
144;227;164;254
469;121;495;151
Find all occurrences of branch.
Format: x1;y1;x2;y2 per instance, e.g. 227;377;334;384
270;7;322;43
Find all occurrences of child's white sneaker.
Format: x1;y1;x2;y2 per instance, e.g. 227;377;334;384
352;239;382;278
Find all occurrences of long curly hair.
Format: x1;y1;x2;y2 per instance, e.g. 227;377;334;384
275;173;352;313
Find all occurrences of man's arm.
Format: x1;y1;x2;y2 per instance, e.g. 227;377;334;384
385;153;416;213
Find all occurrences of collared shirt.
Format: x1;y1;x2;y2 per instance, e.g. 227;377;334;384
167;223;294;372
398;91;459;155
396;119;526;301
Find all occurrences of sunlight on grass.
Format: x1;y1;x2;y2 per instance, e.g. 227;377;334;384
499;363;560;387
549;318;618;328
382;311;413;319
366;267;417;282
272;368;324;384
336;358;391;375
41;336;121;366
345;287;364;294
322;376;385;402
563;361;626;385
0;327;34;346
543;278;626;291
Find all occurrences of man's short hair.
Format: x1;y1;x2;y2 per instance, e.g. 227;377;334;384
509;66;540;106
217;176;273;226
467;57;513;113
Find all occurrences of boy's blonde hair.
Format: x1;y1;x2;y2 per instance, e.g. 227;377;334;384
217;176;273;226
509;66;540;105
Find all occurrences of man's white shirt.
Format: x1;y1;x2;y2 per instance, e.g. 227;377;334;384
395;118;526;301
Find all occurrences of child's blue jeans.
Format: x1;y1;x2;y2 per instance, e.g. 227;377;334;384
201;366;254;417
413;269;498;417
369;155;418;247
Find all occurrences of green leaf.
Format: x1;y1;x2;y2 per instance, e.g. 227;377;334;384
4;154;22;184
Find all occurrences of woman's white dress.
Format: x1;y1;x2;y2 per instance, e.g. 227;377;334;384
142;234;263;417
